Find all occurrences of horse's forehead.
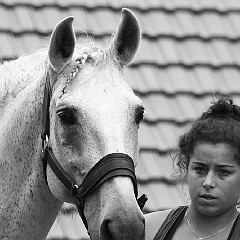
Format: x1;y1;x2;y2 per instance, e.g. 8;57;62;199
57;63;141;109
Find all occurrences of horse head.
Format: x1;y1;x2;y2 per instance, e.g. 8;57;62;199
43;8;145;239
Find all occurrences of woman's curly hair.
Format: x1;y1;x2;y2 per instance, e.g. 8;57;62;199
174;94;240;178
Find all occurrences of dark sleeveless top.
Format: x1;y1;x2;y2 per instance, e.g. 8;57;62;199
153;206;240;240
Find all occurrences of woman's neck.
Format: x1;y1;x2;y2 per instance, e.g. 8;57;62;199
187;203;238;237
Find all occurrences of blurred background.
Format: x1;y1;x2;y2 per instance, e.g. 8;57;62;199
1;0;240;239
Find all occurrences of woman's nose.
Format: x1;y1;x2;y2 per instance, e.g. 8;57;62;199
203;171;216;189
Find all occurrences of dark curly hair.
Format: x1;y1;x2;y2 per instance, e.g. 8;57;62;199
175;95;240;178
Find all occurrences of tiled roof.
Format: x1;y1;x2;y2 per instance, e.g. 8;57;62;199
2;0;240;239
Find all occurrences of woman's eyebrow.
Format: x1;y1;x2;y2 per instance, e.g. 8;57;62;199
192;161;206;166
216;164;235;168
192;161;235;168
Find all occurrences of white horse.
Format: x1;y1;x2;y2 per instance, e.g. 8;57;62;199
0;8;145;240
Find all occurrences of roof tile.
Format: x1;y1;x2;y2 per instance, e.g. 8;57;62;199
0;6;14;31
139;123;186;150
126;67;160;94
140;95;214;122
3;6;240;39
126;66;240;96
2;0;55;6
229;42;240;65
68;8;89;32
220;68;240;92
139;123;170;150
0;33;15;57
141;11;240;39
140;94;240;125
56;0;108;7
202;12;229;37
105;0;143;9
158;38;180;64
142;96;175;121
141;0;161;9
20;34;48;54
165;67;200;93
135;38;162;64
138;182;189;211
3;0;240;11
136;152;174;180
13;6;35;32
140;11;175;36
135;39;240;66
32;7;68;33
174;11;197;36
228;13;240;37
87;9;119;34
224;0;240;10
199;0;225;11
193;67;219;93
160;0;199;11
180;40;214;65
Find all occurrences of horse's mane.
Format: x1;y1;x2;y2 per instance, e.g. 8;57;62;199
0;39;114;108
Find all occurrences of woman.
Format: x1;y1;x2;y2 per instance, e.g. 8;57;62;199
145;96;240;240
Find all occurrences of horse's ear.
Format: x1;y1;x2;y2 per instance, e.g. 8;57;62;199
111;8;141;65
48;16;75;71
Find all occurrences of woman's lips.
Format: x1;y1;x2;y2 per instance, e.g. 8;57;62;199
200;194;217;200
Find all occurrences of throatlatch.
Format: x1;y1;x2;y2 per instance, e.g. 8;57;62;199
41;72;147;230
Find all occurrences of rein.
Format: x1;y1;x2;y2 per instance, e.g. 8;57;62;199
41;65;147;230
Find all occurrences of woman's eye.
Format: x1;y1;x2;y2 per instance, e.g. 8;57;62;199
57;109;77;125
218;170;231;176
194;167;207;175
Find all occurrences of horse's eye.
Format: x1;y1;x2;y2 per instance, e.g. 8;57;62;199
135;107;144;125
57;109;77;125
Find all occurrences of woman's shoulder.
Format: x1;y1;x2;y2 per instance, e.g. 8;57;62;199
145;209;172;240
145;208;172;225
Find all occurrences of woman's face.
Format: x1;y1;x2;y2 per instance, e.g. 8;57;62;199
188;142;240;216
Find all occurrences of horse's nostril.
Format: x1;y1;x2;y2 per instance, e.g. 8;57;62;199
100;219;114;240
100;217;145;240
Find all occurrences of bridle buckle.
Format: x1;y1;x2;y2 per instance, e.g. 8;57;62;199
42;135;49;153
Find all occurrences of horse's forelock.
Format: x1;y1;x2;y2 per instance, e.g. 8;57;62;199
74;41;116;68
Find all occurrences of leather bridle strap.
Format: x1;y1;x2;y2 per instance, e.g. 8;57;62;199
73;153;138;199
41;72;147;230
43;149;143;229
41;72;51;141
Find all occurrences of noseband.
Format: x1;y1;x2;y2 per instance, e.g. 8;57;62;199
41;67;147;229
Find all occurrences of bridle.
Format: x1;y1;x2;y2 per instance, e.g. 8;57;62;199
41;64;147;230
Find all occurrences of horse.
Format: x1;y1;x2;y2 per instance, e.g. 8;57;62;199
0;8;146;240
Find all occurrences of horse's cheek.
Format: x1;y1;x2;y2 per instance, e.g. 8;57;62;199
46;166;74;203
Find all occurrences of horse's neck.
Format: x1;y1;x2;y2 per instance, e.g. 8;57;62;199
0;53;62;240
0;53;47;181
0;53;46;111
